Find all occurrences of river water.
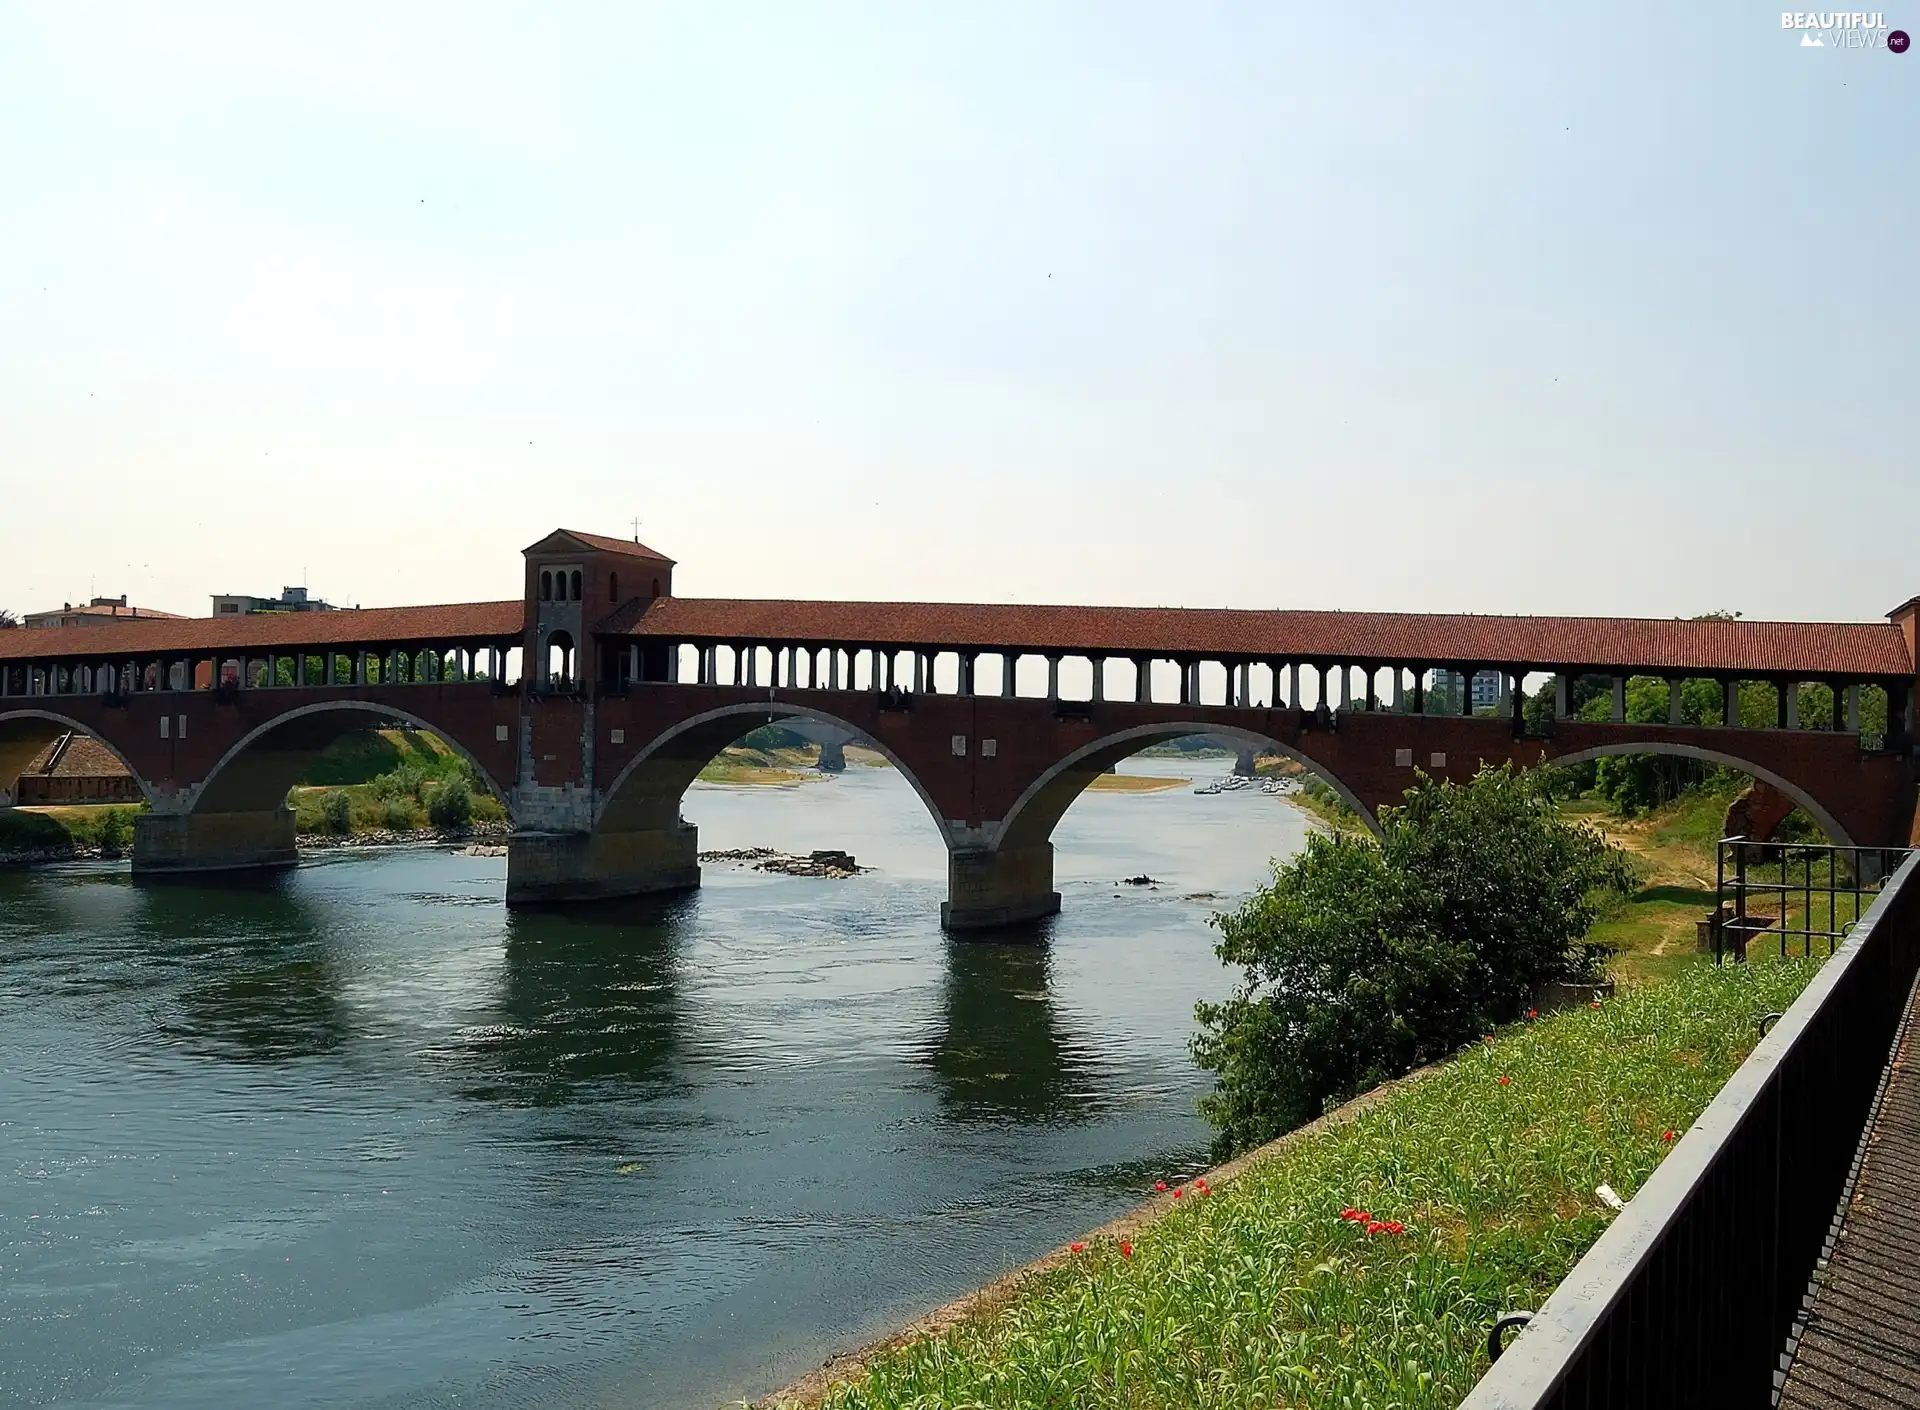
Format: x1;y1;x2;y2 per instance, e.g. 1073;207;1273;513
1;754;1311;1409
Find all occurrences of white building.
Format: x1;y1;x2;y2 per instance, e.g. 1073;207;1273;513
1426;668;1504;712
211;586;337;617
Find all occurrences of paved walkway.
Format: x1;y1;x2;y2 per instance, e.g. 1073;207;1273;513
1777;987;1920;1408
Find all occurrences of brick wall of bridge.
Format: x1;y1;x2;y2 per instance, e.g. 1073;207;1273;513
4;680;1912;850
589;687;1917;850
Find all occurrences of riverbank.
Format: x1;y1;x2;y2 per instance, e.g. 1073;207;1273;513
762;956;1818;1410
0;812;513;865
755;781;1785;1409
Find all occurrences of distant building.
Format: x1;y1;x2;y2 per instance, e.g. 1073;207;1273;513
1427;668;1504;712
211;586;337;617
22;595;187;629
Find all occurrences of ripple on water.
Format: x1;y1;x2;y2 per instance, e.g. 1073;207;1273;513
0;755;1299;1409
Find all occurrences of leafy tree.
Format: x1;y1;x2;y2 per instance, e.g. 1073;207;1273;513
427;775;473;829
321;791;352;834
1193;765;1631;1158
0;609;16;629
739;724;811;751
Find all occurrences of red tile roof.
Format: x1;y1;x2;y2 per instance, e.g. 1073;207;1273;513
618;598;1915;679
0;601;523;662
24;602;189;624
2;594;1909;679
527;529;676;563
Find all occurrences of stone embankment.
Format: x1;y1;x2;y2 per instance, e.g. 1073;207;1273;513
0;842;128;866
300;821;511;853
700;847;864;878
0;821;514;867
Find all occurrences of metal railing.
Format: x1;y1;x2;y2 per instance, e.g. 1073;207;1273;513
1713;836;1914;961
1459;851;1920;1410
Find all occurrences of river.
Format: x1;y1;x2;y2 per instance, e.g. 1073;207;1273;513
1;753;1311;1409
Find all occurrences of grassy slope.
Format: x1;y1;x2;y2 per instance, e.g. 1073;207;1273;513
783;784;1819;1409
291;729;507;834
697;745;822;786
0;804;144;852
801;960;1817;1410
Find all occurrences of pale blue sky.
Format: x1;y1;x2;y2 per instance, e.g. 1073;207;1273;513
1;4;1912;624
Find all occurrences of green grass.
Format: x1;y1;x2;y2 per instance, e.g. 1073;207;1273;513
290;728;507;834
800;958;1819;1410
697;744;823;785
291;780;507;834
295;728;467;786
0;804;146;853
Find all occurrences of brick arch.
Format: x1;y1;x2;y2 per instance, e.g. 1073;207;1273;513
1544;741;1856;847
191;700;512;817
994;721;1380;853
596;701;948;840
0;707;156;808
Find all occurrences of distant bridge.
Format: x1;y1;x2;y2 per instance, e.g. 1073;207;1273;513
3;528;1915;929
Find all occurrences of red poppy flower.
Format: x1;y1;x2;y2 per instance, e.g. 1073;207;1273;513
1154;1181;1167;1192
1070;1242;1084;1252
1498;1075;1511;1086
1340;1207;1361;1221
1591;1000;1602;1009
1385;1220;1406;1235
1172;1187;1184;1199
1662;1130;1676;1142
1482;1035;1494;1044
1119;1240;1133;1258
1526;1008;1538;1019
1194;1178;1208;1189
1356;1210;1371;1222
1365;1220;1385;1234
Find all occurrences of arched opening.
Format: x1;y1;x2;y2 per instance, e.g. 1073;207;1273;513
545;631;575;688
191;702;512;829
569;570;582;602
996;723;1377;856
0;708;153;811
595;703;951;872
1543;742;1854;848
540;570;552;602
651;576;660;597
609;571;619;603
986;724;1372;912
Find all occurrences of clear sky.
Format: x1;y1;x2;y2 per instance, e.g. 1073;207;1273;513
1;4;1912;625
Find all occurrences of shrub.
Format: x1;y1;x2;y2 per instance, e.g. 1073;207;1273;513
1193;764;1633;1158
371;763;428;802
96;808;133;857
427;776;473;830
321;790;352;834
381;799;416;832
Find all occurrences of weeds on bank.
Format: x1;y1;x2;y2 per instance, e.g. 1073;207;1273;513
807;959;1818;1410
0;804;145;854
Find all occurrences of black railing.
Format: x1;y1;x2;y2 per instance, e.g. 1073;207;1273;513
1712;837;1912;961
1460;851;1920;1410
